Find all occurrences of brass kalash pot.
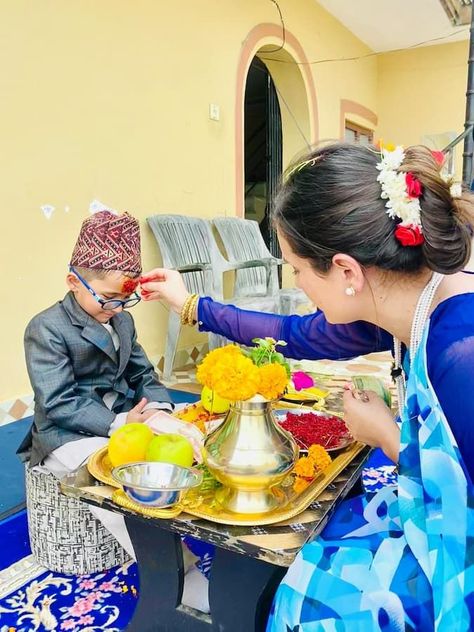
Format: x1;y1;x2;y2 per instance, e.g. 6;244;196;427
202;396;299;514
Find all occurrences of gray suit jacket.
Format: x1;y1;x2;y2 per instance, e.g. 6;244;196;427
20;291;172;466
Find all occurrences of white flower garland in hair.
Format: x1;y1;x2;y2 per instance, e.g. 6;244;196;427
440;172;463;199
376;146;422;228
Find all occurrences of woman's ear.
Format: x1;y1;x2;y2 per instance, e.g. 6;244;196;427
66;273;80;293
331;253;366;293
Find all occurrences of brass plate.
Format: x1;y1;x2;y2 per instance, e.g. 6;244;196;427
181;441;366;526
280;385;330;406
87;446;120;488
273;407;354;453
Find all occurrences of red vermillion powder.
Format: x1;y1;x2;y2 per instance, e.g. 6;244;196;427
121;278;139;294
280;412;350;450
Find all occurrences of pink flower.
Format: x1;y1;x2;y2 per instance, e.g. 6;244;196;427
68;597;94;617
292;371;314;392
61;621;77;631
79;579;96;590
99;580;122;593
85;591;105;603
78;615;94;625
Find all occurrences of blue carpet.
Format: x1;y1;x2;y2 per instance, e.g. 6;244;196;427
0;390;199;523
0;545;140;632
0;417;32;522
0;509;31;571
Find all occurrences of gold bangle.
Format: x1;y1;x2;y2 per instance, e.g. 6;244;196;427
186;294;199;325
180;294;199;326
180;294;193;325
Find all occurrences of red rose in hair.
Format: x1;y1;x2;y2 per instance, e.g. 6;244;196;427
431;150;445;167
394;224;424;247
405;172;422;198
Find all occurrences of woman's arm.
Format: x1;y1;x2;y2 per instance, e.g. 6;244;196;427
198;297;392;361
140;268;393;361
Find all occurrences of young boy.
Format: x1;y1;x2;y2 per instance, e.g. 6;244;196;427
18;210;173;555
19;210;210;611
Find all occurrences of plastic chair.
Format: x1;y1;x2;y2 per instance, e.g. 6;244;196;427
212;217;310;315
147;214;280;380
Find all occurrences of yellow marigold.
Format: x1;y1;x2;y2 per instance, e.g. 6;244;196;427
293;476;311;494
257;363;289;400
308;444;332;472
210;353;260;401
293;455;316;479
196;345;242;389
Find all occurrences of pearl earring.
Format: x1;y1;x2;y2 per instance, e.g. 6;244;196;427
345;286;356;297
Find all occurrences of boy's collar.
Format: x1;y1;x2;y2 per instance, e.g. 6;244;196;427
62;291;120;363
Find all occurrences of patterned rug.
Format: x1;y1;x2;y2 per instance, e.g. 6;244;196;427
0;511;139;631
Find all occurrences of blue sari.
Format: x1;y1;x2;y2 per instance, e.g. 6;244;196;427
267;325;474;631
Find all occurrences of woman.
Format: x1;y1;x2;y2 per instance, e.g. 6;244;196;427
142;143;474;629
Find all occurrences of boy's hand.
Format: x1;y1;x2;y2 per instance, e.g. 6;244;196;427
126;398;157;424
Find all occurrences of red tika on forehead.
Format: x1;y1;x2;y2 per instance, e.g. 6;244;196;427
121;277;140;294
70;211;142;274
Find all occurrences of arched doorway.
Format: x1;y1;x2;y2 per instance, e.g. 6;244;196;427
235;24;319;249
244;57;282;256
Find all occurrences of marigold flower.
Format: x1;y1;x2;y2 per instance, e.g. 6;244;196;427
293;477;311;494
257;363;289;400
308;444;332;472
196;345;241;389
293;455;316;478
201;351;260;401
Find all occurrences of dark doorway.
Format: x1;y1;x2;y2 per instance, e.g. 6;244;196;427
244;57;282;258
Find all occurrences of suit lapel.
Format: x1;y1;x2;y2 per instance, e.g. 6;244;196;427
113;313;132;376
62;292;118;363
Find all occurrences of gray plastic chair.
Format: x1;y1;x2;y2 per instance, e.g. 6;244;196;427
212;217;309;315
147;214;280;380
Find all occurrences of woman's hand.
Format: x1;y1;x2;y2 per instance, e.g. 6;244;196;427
139;268;190;314
342;387;400;463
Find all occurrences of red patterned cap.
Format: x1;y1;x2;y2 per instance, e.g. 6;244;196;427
70;211;142;273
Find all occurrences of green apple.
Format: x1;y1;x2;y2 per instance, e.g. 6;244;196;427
108;423;154;467
145;433;194;468
201;385;230;414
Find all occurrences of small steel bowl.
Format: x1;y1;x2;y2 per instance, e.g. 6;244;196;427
111;462;202;508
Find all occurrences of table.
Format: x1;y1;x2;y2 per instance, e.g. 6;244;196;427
60;446;370;632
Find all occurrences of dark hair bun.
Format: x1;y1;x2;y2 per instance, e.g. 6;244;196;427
402;146;472;274
274;142;473;275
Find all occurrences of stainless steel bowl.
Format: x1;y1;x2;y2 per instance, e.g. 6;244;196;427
111;462;202;508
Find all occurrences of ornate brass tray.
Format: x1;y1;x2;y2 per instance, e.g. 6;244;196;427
87;442;366;526
181;441;366;526
87;446;120;488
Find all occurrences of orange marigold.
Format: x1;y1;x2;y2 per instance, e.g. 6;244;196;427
196;345;241;390
308;444;332;472
257;363;289;400
293;455;316;479
208;353;260;401
293;477;311;494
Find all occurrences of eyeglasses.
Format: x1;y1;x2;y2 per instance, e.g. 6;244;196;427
70;266;141;310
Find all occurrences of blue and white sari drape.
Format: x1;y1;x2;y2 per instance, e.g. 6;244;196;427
267;325;474;631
